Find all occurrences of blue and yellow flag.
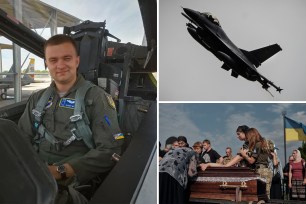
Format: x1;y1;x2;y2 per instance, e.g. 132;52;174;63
285;116;306;141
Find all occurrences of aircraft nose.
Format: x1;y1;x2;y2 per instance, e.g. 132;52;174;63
183;8;198;20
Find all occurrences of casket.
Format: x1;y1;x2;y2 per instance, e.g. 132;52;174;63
189;167;267;202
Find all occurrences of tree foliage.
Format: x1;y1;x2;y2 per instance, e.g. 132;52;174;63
298;141;306;160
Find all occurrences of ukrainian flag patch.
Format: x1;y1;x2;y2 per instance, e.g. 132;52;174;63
113;133;124;140
59;98;75;109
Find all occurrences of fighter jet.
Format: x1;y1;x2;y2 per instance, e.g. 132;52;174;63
182;7;283;93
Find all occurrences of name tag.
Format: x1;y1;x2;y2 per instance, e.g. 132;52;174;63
59;98;75;109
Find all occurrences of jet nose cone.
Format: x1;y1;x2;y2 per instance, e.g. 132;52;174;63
183;8;198;20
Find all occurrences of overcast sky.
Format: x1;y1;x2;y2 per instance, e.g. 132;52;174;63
0;0;144;71
159;103;306;166
160;0;306;101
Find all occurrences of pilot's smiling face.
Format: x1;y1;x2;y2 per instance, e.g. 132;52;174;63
45;42;79;86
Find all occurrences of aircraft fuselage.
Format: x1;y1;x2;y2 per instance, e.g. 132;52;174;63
184;8;257;81
182;8;283;93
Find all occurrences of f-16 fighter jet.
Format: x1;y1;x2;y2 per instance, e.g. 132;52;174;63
182;7;283;94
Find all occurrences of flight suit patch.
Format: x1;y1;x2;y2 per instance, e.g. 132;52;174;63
113;133;124;140
104;115;111;126
45;96;53;109
59;98;75;109
105;93;116;110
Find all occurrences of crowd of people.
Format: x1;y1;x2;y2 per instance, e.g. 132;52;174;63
159;125;306;203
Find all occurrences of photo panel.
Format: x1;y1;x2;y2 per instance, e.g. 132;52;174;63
159;0;306;101
159;103;306;202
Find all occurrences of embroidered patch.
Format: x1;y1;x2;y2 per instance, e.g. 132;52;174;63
104;115;111;126
59;98;75;109
44;96;53;109
105;93;116;110
113;133;124;140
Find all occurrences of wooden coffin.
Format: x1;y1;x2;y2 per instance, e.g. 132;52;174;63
189;167;267;202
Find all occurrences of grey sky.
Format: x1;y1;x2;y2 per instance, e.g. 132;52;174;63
159;0;306;101
159;103;306;166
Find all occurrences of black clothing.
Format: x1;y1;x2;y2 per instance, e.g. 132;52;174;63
270;171;282;199
283;162;290;197
200;148;221;163
159;149;167;158
159;172;186;204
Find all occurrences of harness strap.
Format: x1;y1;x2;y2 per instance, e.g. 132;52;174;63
33;80;95;151
32;87;54;128
71;80;95;149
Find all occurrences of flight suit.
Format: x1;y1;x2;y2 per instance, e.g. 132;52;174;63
18;75;124;184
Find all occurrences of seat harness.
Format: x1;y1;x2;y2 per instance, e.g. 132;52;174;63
32;81;95;151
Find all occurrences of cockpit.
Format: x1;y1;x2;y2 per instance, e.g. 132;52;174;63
201;12;220;26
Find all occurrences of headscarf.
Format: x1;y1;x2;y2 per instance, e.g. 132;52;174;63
294;149;302;162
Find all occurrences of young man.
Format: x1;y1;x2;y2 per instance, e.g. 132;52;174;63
200;139;223;164
18;34;124;199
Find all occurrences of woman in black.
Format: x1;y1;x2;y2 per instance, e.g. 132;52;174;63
159;147;197;204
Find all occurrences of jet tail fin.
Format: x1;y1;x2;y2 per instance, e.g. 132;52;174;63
22;58;35;82
240;44;282;67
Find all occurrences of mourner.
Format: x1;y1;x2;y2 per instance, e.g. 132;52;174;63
159;146;197;204
159;136;178;159
289;149;306;200
283;155;294;200
268;140;283;199
200;139;223;164
193;141;204;165
222;147;233;165
178;135;189;147
201;128;273;200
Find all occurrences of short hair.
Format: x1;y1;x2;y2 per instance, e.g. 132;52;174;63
165;136;177;146
177;136;187;143
203;139;210;145
226;147;232;151
44;34;78;56
193;141;203;148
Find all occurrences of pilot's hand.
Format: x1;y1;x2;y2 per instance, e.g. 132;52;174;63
48;165;61;180
48;163;75;180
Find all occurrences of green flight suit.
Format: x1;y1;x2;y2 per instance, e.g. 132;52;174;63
18;75;124;184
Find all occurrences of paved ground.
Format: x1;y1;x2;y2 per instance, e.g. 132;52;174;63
0;76;51;108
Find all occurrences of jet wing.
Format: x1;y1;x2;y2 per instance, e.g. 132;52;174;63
240;44;282;67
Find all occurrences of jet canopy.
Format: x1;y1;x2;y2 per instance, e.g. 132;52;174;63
201;12;220;26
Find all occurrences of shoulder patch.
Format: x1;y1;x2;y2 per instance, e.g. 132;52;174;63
113;133;124;140
105;93;116;110
44;96;53;109
59;98;75;109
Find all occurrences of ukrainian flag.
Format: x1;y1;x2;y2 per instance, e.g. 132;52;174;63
285;116;306;141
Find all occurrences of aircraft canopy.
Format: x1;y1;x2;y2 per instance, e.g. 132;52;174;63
202;12;220;26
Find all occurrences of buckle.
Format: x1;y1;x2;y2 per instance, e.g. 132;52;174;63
32;109;42;117
70;114;82;122
54;141;63;152
63;134;77;146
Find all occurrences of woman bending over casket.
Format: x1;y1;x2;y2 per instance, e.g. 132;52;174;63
159;146;197;204
200;128;273;199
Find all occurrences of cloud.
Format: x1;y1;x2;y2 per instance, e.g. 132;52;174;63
269;104;292;114
159;104;202;147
